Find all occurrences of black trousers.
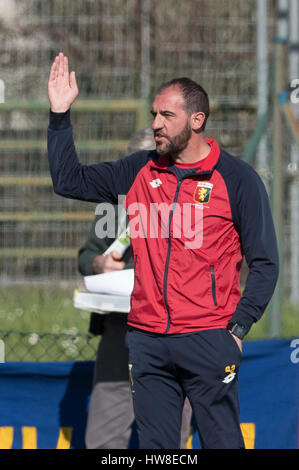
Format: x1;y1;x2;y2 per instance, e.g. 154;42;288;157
125;327;245;449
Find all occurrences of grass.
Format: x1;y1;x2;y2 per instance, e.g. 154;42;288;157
0;284;90;334
0;285;298;361
245;304;299;340
0;284;99;361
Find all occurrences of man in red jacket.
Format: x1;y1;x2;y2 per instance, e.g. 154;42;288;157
47;53;279;449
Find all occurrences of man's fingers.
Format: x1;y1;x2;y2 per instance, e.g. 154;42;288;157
48;52;78;111
48;65;56;83
48;56;58;82
58;52;65;77
103;251;126;272
104;261;126;272
70;71;78;92
49;53;75;88
110;250;123;260
63;55;69;80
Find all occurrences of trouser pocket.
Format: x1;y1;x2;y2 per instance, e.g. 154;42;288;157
223;328;243;363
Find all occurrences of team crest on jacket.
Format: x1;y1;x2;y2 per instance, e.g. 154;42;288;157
194;181;213;204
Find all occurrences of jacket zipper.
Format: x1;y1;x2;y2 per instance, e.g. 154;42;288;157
153;166;214;333
210;265;218;306
163;178;183;334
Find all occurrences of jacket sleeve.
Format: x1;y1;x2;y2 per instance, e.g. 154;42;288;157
47;109;147;203
229;162;279;334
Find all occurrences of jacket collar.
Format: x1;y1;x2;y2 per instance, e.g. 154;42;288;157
150;138;220;173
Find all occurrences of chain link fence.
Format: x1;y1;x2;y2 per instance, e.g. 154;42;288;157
0;0;278;283
0;0;298;353
0;330;98;362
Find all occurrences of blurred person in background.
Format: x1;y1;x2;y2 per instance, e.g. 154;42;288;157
78;129;193;449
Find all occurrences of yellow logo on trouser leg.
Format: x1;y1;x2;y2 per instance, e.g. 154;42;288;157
225;365;236;374
223;364;236;383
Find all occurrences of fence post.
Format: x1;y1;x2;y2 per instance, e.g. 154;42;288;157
0;79;4;103
269;1;288;338
0;339;5;363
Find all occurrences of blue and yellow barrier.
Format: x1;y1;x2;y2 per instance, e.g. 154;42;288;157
0;340;297;449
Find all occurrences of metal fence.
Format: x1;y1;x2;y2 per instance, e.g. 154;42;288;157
0;1;298;343
0;0;280;283
0;330;98;362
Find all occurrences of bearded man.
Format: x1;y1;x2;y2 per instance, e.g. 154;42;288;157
47;53;279;449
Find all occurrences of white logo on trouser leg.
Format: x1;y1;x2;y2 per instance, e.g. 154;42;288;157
222;372;236;383
222;364;236;383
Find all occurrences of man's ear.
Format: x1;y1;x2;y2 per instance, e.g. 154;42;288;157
191;112;206;132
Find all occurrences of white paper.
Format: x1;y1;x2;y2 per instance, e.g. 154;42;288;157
84;269;134;296
74;292;130;314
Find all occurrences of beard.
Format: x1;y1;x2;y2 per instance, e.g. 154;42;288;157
155;121;192;156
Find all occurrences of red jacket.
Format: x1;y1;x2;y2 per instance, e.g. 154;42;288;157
48;111;279;336
126;139;245;333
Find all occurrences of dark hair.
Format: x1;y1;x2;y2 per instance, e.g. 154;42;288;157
156;77;210;131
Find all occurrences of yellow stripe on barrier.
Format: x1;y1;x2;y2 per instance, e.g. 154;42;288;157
240;422;255;449
0;427;14;449
186;425;193;449
56;427;72;449
0;423;255;449
22;426;37;449
183;422;256;449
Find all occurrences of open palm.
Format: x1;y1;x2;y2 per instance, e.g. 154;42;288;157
48;52;79;113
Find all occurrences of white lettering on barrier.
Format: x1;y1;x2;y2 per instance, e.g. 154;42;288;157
290;338;299;364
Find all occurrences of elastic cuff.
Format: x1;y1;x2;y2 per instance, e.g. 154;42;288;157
49;109;71;131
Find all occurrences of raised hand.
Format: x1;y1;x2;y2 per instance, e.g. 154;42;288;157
48;52;79;113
